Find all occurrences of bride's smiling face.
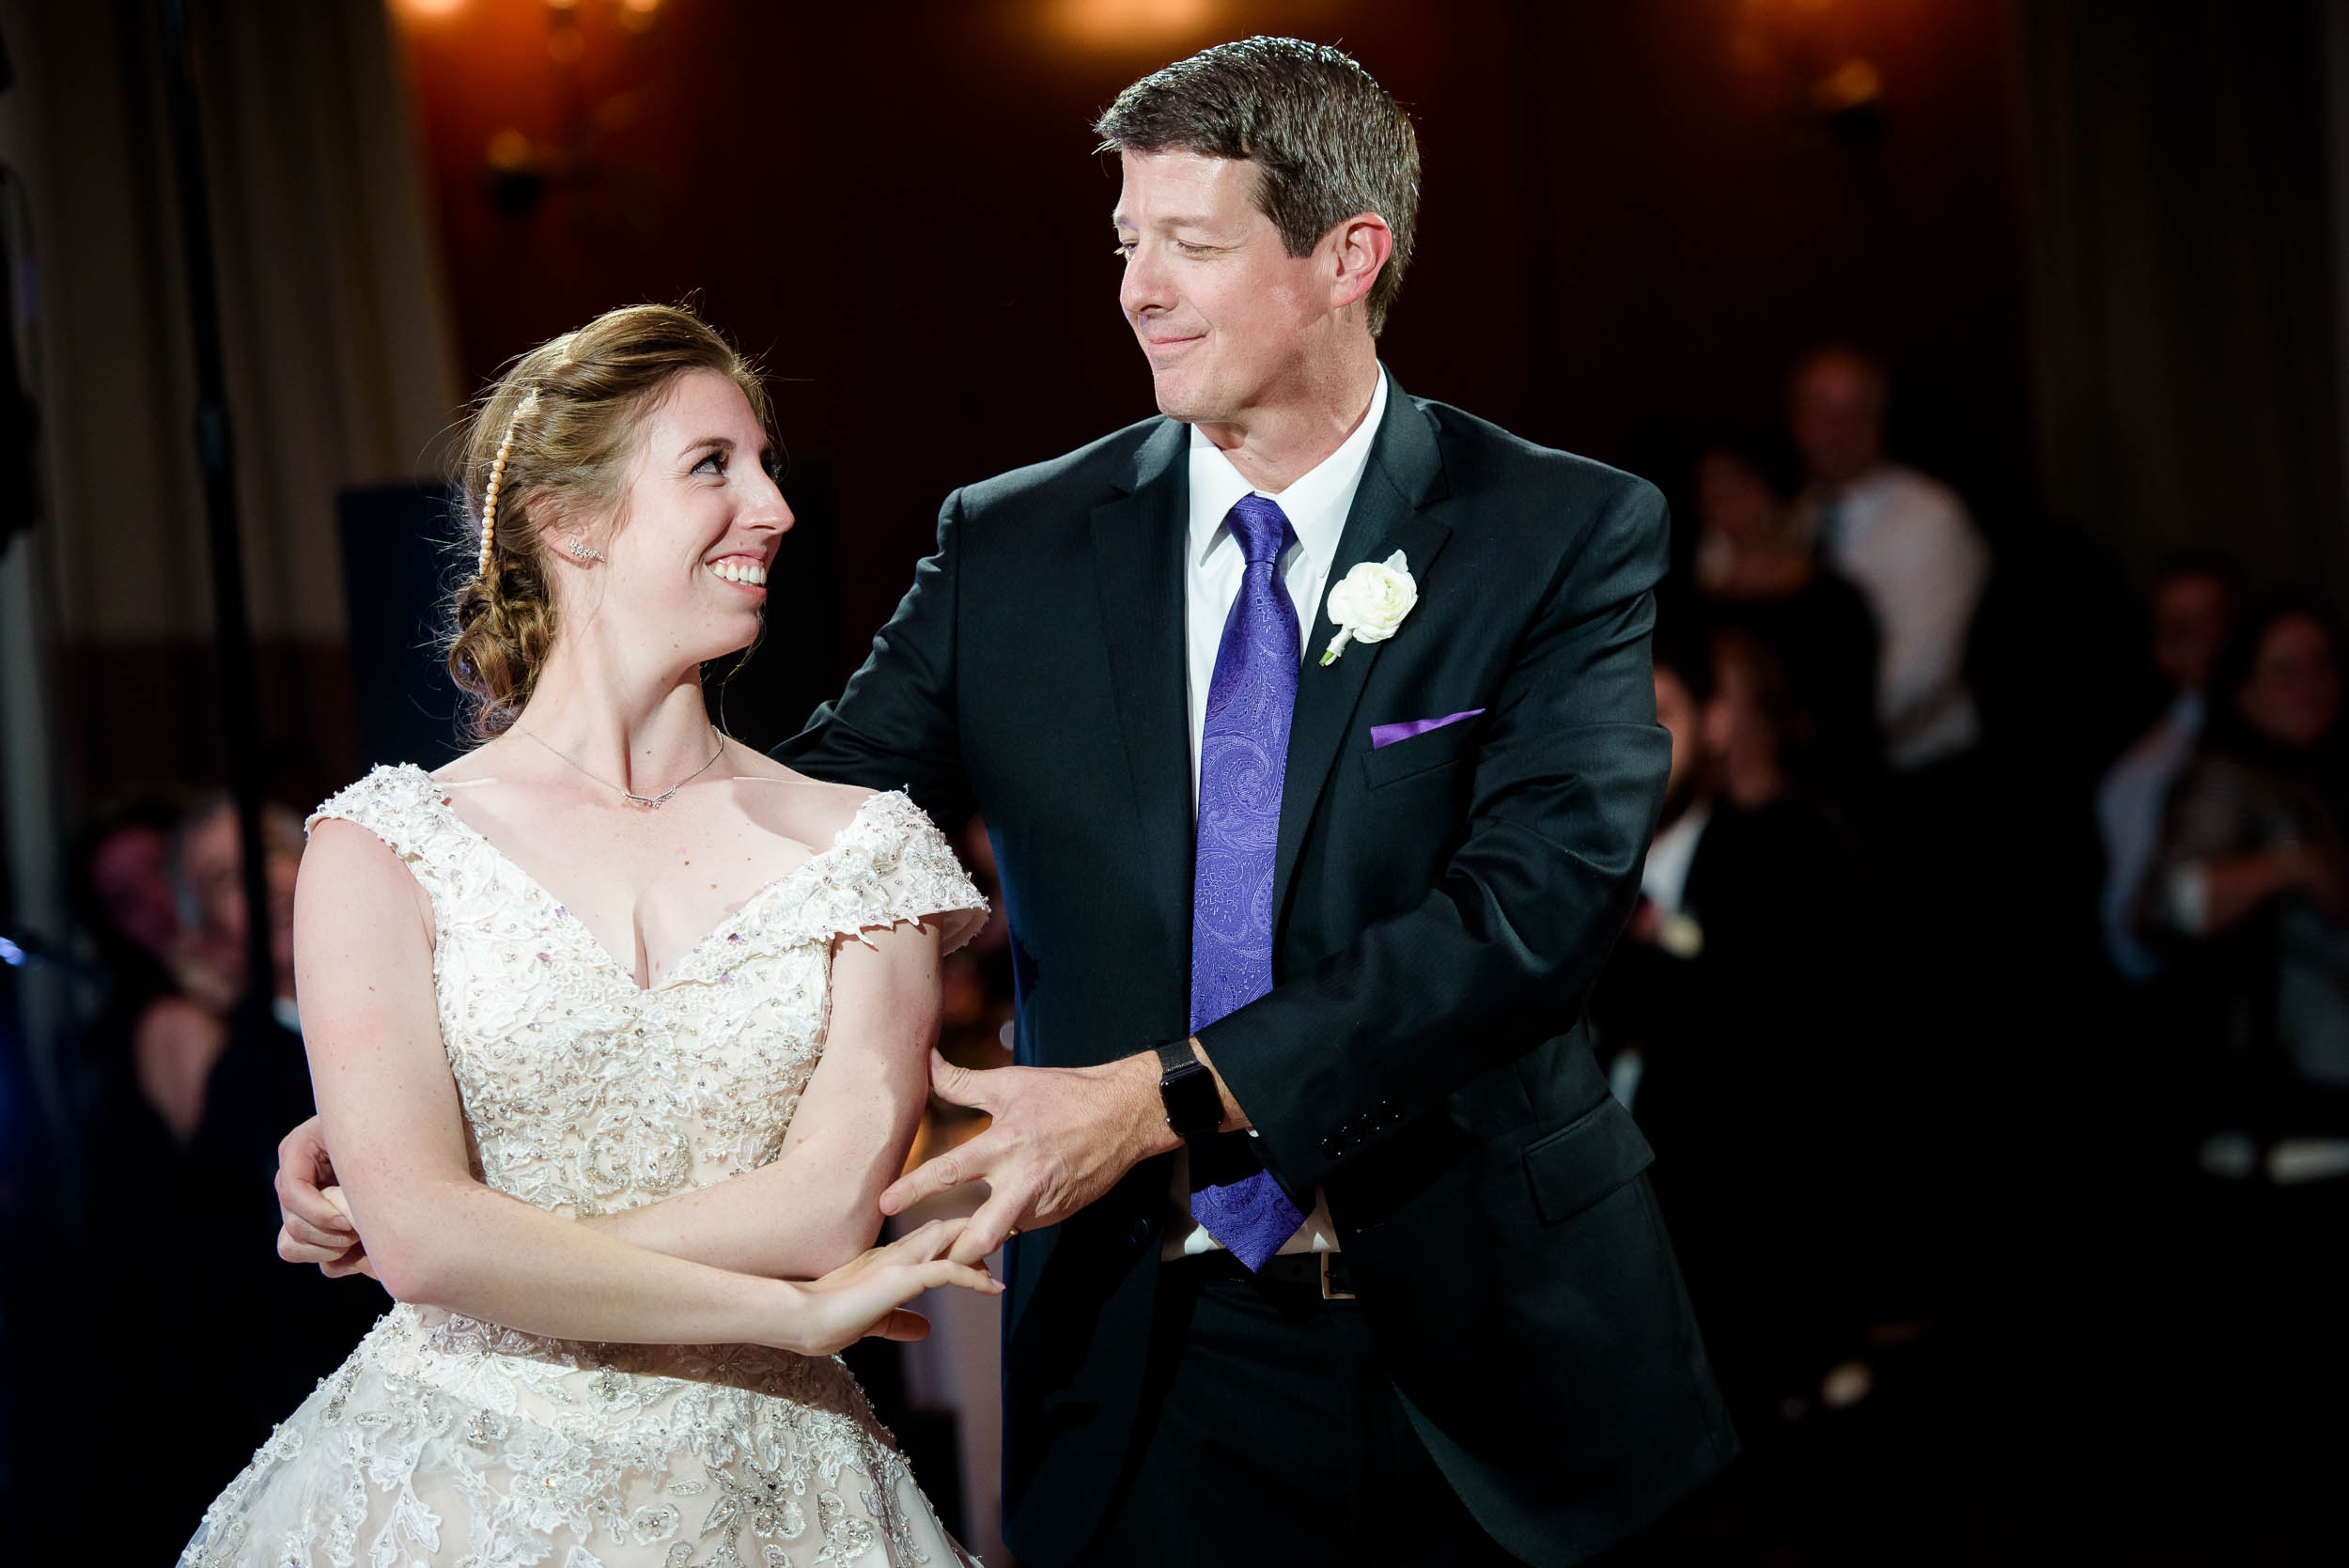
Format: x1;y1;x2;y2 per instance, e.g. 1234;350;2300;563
564;369;792;666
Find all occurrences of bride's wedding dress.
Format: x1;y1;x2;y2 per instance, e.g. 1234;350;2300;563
181;764;988;1568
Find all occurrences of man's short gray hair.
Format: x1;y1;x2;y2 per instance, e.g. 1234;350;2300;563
1095;37;1421;337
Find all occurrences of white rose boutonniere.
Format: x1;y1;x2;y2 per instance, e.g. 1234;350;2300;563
1319;551;1418;666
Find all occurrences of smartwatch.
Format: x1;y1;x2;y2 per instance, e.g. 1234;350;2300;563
1156;1038;1224;1144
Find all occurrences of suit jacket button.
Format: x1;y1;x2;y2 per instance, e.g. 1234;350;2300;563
1130;1219;1152;1247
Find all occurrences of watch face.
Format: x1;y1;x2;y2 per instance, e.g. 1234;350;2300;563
1161;1061;1222;1139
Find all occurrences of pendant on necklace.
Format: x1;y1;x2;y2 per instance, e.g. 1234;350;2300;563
625;788;677;810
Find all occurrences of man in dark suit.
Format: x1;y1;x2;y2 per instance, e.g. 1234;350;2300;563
785;38;1734;1568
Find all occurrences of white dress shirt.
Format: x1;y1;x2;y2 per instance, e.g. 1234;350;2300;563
1608;800;1713;1113
1807;463;1991;770
1165;369;1389;1259
1640;800;1712;916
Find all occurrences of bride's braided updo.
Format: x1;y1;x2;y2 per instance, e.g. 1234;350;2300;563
447;303;772;738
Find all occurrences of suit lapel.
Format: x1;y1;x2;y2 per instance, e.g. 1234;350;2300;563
1091;419;1195;988
1272;377;1452;917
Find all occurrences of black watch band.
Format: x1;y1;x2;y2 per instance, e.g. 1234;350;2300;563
1156;1038;1224;1144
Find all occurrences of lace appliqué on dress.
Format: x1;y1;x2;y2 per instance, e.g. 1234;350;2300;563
183;765;987;1568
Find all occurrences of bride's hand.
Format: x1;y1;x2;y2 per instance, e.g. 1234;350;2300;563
776;1218;1004;1358
275;1114;372;1278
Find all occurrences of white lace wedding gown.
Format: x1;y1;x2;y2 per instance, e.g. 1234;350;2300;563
180;764;988;1568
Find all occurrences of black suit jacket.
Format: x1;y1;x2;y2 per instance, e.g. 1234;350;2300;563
779;375;1736;1566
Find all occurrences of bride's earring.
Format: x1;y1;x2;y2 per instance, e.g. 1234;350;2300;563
567;539;604;565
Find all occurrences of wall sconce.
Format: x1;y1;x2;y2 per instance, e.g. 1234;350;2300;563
1729;0;1887;148
474;0;664;218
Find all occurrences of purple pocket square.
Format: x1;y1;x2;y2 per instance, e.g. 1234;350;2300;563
1370;708;1486;750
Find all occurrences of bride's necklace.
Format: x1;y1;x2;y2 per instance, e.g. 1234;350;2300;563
516;723;727;810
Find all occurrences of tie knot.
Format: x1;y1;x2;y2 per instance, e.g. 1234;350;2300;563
1224;494;1295;567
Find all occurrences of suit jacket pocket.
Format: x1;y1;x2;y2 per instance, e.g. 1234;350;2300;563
1359;715;1480;790
1523;1094;1655;1224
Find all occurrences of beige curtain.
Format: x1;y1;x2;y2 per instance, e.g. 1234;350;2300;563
10;0;459;646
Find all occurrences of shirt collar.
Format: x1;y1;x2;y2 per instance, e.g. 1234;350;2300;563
1188;368;1389;569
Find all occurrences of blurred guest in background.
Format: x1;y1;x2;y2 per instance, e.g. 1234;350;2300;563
125;796;303;1141
69;788;204;1107
140;797;384;1557
72;793;360;1560
2146;597;2349;1136
1789;345;1990;774
72;788;193;998
1789;347;1993;1244
1593;628;1866;1444
1690;427;1882;800
2097;554;2242;981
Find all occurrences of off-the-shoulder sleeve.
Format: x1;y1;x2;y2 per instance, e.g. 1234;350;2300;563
787;790;990;955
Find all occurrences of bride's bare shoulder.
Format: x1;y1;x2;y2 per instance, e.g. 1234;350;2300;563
727;749;881;845
298;815;436;936
427;737;509;786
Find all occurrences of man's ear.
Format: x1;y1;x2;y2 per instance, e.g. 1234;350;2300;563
1328;212;1394;315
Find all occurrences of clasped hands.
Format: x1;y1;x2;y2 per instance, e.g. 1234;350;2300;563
277;1044;1225;1279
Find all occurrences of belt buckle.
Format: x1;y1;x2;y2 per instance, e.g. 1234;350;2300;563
1319;1251;1356;1301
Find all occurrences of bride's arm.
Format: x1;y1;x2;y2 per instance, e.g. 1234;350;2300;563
575;921;944;1278
295;819;992;1352
276;912;949;1283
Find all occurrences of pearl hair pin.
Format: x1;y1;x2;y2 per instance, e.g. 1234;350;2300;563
477;387;541;582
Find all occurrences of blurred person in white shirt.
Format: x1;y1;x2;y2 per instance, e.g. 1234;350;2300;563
1790;346;1991;772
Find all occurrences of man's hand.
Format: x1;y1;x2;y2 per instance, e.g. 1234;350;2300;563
274;1114;371;1279
880;1049;1180;1265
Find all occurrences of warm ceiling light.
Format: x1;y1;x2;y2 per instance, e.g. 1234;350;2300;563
620;0;663;12
391;0;466;20
1049;0;1219;50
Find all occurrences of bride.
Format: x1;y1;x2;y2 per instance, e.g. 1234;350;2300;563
182;303;999;1567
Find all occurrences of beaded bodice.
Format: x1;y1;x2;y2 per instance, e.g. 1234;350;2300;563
179;765;988;1568
307;763;985;1219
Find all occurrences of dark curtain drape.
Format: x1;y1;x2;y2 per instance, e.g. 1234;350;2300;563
2013;0;2349;598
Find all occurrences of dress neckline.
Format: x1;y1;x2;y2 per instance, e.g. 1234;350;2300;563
393;762;895;994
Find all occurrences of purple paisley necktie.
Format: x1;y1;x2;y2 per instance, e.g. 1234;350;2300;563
1190;494;1310;1269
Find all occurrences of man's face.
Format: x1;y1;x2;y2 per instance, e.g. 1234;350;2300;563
182;808;301;979
1790;356;1886;489
1113;149;1332;425
2152;572;2232;696
89;826;179;958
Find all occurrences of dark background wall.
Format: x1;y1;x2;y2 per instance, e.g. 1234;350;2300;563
391;0;2038;718
8;0;2342;837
